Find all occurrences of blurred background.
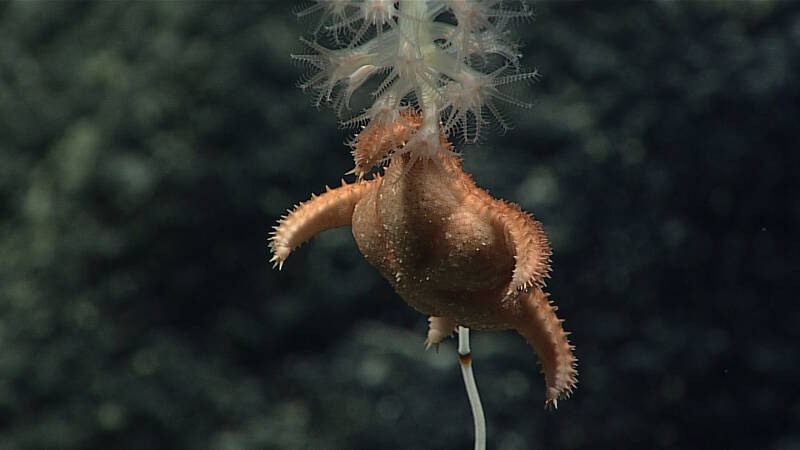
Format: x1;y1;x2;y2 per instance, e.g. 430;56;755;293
1;1;798;449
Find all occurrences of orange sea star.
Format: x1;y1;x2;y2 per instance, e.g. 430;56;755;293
270;113;577;408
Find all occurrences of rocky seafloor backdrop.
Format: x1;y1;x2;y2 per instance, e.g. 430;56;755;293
1;1;798;449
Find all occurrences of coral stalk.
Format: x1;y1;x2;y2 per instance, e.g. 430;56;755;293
458;326;486;450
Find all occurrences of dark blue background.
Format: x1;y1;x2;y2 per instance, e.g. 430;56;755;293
0;1;797;449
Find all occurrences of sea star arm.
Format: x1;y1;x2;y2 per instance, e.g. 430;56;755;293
348;109;422;179
493;200;553;296
269;178;378;269
514;287;578;409
425;316;457;351
453;169;552;297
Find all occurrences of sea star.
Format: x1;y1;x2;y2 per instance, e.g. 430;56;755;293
270;113;577;408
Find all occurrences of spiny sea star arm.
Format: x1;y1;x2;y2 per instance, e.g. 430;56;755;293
269;178;378;269
425;316;457;351
494;200;553;296
455;171;552;296
348;109;422;179
514;287;578;409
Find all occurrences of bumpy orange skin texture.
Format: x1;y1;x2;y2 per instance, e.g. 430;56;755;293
350;109;423;179
270;116;577;408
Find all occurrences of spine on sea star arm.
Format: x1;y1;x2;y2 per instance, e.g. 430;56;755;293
269;179;376;269
516;288;578;409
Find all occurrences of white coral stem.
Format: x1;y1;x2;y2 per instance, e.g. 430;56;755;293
458;326;486;450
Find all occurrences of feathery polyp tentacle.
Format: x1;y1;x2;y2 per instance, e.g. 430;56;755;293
514;287;577;409
269;178;378;269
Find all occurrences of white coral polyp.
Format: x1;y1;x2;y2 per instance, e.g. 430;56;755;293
294;0;535;169
361;0;397;30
